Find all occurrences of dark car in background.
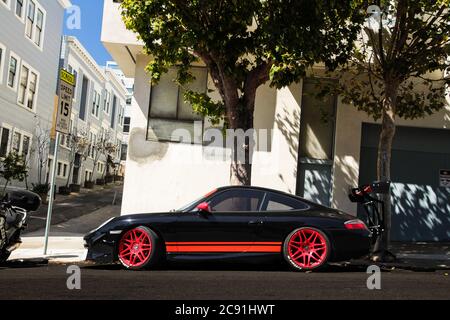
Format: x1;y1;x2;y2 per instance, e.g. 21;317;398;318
84;186;370;271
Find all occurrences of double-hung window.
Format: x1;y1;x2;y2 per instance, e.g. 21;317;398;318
7;53;19;90
15;0;25;20
25;1;45;49
123;117;130;133
17;62;39;111
0;126;11;158
25;0;35;39
92;90;100;118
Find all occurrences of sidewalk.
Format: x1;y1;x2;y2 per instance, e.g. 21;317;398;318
8;204;120;264
350;242;450;271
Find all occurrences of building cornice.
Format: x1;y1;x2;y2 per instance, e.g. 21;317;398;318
105;70;128;98
65;36;107;83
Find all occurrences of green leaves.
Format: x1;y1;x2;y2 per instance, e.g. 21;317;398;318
120;0;365;125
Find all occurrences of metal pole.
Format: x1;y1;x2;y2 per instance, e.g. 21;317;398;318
43;131;60;255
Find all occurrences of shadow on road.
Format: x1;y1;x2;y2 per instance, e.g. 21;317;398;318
81;260;369;273
0;258;49;269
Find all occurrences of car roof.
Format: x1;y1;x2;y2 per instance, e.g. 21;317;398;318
215;185;319;206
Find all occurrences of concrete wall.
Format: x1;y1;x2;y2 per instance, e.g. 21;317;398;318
332;98;450;215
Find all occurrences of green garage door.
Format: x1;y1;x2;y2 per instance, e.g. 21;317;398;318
359;123;450;242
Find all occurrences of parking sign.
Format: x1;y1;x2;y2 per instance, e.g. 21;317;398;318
56;69;75;134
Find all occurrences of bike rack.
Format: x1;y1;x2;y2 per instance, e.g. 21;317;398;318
348;181;391;243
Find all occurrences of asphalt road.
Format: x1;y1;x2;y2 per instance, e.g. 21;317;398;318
0;262;449;300
25;185;123;233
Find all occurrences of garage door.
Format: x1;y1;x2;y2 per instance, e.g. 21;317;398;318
359;123;450;242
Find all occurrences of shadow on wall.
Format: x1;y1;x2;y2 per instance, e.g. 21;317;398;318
391;183;450;242
274;104;300;195
332;155;360;211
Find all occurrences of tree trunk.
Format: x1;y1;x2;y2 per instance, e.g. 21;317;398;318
228;102;255;186
372;81;398;262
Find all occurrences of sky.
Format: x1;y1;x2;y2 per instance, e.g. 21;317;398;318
63;0;112;66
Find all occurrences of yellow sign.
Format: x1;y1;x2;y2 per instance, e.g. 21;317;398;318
60;69;75;86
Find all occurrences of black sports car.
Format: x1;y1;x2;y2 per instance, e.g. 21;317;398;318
84;186;371;271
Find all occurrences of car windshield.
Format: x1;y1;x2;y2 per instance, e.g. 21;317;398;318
176;189;218;212
176;196;204;212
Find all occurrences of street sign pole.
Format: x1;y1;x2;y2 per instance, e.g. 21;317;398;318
43;69;75;255
43;131;60;255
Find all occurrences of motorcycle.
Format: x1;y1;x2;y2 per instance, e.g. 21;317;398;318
0;189;41;263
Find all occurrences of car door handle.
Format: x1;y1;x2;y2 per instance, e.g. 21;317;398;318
248;220;264;226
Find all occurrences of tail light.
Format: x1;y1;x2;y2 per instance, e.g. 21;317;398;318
344;219;368;231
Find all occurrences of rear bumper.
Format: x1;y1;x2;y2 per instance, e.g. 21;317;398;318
330;230;371;261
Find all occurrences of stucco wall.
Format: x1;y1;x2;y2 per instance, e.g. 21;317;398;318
121;55;303;214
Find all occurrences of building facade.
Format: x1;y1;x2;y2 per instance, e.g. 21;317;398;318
0;0;71;189
105;61;136;173
102;0;450;242
55;36;127;190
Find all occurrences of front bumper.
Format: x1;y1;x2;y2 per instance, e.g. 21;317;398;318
84;231;118;264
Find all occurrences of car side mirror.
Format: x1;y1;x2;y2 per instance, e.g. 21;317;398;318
196;202;212;214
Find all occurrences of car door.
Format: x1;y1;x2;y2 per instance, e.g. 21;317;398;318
257;191;311;243
169;188;265;254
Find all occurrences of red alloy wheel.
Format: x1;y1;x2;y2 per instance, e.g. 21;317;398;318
287;228;328;269
118;228;153;268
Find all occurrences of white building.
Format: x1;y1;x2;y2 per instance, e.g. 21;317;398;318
0;0;71;189
101;0;450;242
56;36;127;190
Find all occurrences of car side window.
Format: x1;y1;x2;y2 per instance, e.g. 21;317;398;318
209;189;264;212
264;192;309;211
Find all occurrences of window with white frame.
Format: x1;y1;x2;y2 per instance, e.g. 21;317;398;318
8;130;31;156
117;105;124;127
104;91;111;113
11;131;21;153
0;125;11;158
15;0;25;20
92;90;100;118
7;53;20;90
123;117;130;133
25;0;45;49
89;131;97;158
17;62;38;111
57;161;68;178
0;43;5;85
97;162;104;174
85;170;92;182
25;0;35;39
21;134;31;158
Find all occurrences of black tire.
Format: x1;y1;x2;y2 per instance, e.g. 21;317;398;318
117;226;164;270
283;227;331;272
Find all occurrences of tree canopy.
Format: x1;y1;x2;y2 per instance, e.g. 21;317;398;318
121;0;366;127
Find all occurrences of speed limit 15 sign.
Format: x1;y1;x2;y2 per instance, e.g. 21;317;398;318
56;69;75;134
